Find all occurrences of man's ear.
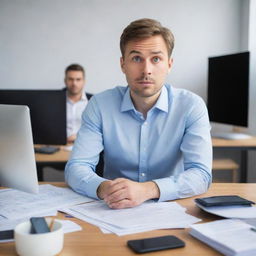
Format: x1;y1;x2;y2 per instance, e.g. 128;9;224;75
120;57;125;73
167;58;173;73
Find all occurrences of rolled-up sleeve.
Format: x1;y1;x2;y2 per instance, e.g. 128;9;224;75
65;96;107;199
154;97;212;201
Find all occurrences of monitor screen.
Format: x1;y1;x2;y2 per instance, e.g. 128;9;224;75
207;52;249;127
0;89;67;145
0;104;38;193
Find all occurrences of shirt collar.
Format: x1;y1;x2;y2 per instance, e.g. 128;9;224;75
120;85;169;113
81;91;87;101
121;87;135;112
67;90;88;104
153;85;169;113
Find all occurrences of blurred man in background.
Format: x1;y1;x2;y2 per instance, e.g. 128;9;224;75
65;64;92;143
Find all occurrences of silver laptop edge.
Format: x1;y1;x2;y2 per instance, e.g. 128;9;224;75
0;104;39;193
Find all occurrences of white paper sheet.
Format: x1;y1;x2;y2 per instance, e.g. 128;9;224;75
63;145;73;151
243;218;256;227
0;210;57;231
57;220;82;234
0;184;94;219
0;219;82;243
62;201;200;236
190;219;256;256
196;203;256;218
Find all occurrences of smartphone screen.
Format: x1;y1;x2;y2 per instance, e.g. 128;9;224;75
127;235;185;253
0;230;14;241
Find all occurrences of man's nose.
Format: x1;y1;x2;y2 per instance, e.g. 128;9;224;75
142;60;152;76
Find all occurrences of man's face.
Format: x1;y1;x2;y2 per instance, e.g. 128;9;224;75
65;70;85;96
120;35;172;99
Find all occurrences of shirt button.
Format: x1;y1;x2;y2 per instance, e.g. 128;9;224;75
141;173;146;177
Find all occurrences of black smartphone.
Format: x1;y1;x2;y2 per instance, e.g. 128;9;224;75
127;235;185;253
195;195;254;207
0;230;14;241
30;217;50;234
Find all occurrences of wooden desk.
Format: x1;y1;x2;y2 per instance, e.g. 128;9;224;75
212;137;256;182
35;145;71;181
35;145;70;162
1;183;255;256
212;137;256;148
35;137;256;182
35;145;106;181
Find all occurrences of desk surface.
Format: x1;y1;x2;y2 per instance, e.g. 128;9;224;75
1;183;256;256
35;137;256;163
35;145;70;162
212;137;256;148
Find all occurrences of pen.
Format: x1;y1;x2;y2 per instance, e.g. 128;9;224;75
250;227;256;232
49;217;55;232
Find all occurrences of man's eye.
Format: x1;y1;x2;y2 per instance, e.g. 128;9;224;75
152;57;160;63
132;56;142;62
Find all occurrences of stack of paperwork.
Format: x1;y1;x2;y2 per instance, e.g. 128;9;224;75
62;200;201;236
1;184;200;237
190;219;256;256
0;184;93;231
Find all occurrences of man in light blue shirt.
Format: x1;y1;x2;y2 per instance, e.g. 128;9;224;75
65;18;212;209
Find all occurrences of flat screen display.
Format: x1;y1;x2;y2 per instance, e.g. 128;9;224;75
207;52;249;127
0;89;67;145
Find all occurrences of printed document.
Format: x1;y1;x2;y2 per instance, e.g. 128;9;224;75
62;201;200;236
196;202;256;218
190;219;256;256
0;210;57;231
0;220;81;243
0;184;93;219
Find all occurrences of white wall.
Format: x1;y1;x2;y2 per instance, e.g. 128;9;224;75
0;0;243;101
2;0;256;181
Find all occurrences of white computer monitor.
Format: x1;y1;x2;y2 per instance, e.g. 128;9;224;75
0;104;39;193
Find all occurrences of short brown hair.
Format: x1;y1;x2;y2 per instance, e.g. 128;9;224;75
65;64;85;77
120;18;175;58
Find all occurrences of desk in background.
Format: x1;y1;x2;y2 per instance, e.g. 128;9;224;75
1;183;256;256
212;137;256;182
35;145;104;181
35;137;256;182
35;145;70;181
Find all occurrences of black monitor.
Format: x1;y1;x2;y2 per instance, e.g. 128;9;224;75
207;52;249;128
0;89;67;145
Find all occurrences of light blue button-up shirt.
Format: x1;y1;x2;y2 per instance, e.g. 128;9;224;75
65;84;212;201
